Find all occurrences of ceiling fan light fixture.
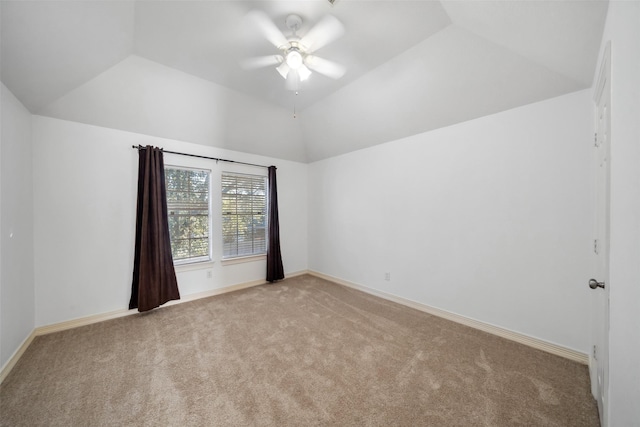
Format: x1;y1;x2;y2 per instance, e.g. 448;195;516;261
298;64;312;81
276;62;290;79
285;49;303;69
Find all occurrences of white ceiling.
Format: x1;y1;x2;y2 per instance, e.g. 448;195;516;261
1;1;609;162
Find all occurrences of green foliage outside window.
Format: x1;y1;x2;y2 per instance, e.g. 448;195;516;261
165;167;210;262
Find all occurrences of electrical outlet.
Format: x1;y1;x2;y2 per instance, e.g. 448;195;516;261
384;272;391;281
207;270;213;279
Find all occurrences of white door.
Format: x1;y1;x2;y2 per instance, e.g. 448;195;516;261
590;42;611;427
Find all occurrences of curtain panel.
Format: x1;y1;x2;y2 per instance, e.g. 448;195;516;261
129;146;180;312
266;166;285;282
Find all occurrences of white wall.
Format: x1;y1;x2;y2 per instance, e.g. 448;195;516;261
40;55;307;163
596;2;640;425
1;84;35;368
309;89;594;353
32;116;307;327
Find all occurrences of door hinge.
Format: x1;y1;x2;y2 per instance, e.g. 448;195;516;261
594;132;598;147
594;239;599;254
593;345;597;360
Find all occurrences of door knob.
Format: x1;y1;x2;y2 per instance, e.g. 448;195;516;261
589;279;606;289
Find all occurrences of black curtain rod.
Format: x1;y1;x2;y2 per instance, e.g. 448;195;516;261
131;145;271;169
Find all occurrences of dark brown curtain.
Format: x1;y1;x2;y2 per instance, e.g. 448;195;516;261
129;146;180;312
266;166;285;282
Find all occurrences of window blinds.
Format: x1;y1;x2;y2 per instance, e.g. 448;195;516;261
221;173;267;258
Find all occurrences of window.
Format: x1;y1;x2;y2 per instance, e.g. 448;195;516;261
221;172;267;258
165;167;211;264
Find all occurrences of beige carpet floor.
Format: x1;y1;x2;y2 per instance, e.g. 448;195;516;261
1;274;599;426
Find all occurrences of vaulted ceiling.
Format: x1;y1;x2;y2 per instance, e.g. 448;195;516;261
1;1;608;162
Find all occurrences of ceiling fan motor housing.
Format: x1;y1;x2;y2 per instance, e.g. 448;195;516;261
283;15;305;68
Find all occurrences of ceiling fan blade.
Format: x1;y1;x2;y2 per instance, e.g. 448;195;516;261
240;55;283;70
300;15;345;53
305;55;346;79
246;10;289;49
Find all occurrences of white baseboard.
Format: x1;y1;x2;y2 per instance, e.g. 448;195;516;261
0;271;306;384
308;270;589;365
0;330;36;384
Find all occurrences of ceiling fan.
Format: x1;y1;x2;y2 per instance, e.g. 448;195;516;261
242;11;346;91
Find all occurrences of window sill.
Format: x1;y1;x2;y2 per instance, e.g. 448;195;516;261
221;254;266;266
174;260;214;273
